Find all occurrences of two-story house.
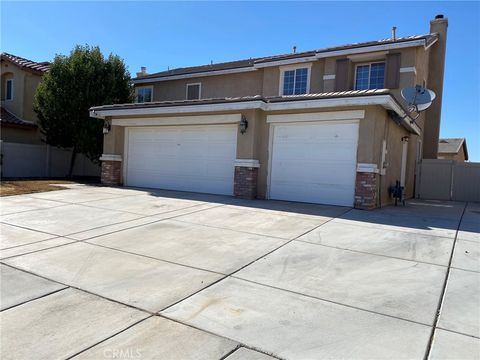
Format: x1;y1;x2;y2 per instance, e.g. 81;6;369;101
91;15;448;209
1;53;49;144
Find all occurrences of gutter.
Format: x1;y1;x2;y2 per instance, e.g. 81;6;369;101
90;94;419;135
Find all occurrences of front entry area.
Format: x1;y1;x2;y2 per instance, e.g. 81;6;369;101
269;121;359;206
125;125;237;195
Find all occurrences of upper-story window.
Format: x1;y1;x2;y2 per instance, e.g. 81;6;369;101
186;83;201;100
280;65;310;95
5;79;13;100
355;62;385;90
135;86;152;103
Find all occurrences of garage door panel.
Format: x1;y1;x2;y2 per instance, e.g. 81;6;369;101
270;122;358;206
272;163;355;187
126;125;237;195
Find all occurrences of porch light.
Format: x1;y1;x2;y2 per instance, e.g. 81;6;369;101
240;115;248;134
103;119;111;134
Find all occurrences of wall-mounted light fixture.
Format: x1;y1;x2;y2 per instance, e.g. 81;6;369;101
239;115;248;134
103;119;111;135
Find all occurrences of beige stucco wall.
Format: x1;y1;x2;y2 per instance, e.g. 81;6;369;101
423;18;448;159
261;67;279;97
151;71;264;101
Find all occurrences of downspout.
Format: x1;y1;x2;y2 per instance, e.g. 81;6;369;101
379;115;391;208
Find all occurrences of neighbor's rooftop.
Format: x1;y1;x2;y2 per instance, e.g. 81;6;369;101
439;138;468;160
1;53;50;74
0;107;37;128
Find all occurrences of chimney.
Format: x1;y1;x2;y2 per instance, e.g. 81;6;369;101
136;66;147;78
293;46;297;54
391;26;397;40
423;14;448;159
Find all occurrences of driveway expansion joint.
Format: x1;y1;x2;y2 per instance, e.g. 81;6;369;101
294;238;451;268
0;286;69;312
424;201;468;360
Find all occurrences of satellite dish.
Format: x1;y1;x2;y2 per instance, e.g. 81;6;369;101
401;85;436;114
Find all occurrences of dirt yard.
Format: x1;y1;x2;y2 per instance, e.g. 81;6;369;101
0;180;78;197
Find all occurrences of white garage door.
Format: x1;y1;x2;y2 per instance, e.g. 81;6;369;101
269;121;359;206
126;125;237;195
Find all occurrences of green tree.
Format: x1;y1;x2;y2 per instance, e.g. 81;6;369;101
34;45;133;177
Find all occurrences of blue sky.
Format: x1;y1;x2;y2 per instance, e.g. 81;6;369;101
2;1;479;161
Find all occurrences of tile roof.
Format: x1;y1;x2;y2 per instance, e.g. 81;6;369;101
136;34;437;80
438;138;468;158
91;89;390;111
1;53;50;74
0;107;37;128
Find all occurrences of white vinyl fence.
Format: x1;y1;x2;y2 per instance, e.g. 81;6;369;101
416;159;480;202
0;141;100;178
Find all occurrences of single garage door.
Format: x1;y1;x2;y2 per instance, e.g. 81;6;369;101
126;125;237;195
269;121;359;206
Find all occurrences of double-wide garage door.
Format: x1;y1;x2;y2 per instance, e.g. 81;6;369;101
125;125;237;195
269;121;359;206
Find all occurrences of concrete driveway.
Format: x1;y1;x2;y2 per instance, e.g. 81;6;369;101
1;184;478;359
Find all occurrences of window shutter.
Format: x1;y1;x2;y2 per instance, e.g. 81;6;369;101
385;53;401;89
335;59;350;91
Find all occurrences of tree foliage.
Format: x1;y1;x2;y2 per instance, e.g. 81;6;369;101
34;45;133;176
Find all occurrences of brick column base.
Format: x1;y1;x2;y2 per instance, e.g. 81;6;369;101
354;172;378;209
234;166;259;199
101;160;122;186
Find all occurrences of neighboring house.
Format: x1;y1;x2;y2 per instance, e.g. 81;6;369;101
1;53;49;144
91;15;448;209
438;138;468;162
1;53;100;178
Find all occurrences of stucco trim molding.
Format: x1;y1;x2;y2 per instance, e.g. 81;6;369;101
99;154;122;162
112;114;242;126
234;159;260;168
267;110;365;123
400;67;417;75
356;163;379;173
323;74;336;80
254;57;318;69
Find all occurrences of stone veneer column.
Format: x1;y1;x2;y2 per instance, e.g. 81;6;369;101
354;163;380;210
233;159;260;199
100;154;122;186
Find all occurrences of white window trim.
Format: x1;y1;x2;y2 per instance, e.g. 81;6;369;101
5;79;13;101
354;62;385;90
278;63;312;96
186;82;202;100
135;85;153;103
